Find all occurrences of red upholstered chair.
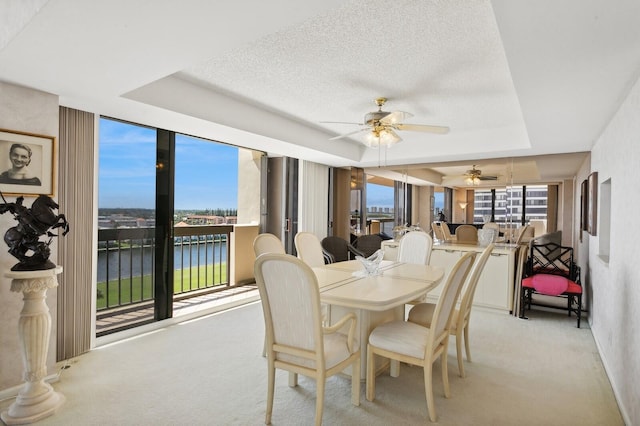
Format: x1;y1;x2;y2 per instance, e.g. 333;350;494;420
519;241;583;327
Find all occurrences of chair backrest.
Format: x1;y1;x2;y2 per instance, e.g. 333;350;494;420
457;243;495;327
353;234;383;257
253;233;285;257
426;252;476;354
321;236;350;263
397;231;433;265
482;222;499;231
431;222;445;241
529;219;547;237
455;225;478;244
294;232;326;267
254;254;324;362
514;225;534;245
439;222;455;241
527;241;578;281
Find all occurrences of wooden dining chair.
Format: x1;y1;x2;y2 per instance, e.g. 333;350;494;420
513;224;534;245
255;254;360;426
431;221;445;242
321;235;363;263
397;231;433;265
433;221;456;242
352;234;383;257
294;232;327;267
253;233;285;257
455;224;478;244
407;243;495;377
253;233;286;357
366;252;476;422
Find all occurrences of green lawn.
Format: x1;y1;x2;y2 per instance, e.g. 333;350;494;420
97;263;228;310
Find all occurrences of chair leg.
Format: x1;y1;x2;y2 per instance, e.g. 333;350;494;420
424;362;437;422
441;340;451;399
463;323;472;362
577;295;582;328
366;345;376;401
266;362;275;425
352;356;361;406
315;377;325;426
519;288;527;319
456;331;465;378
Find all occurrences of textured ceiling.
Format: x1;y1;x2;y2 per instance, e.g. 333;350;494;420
179;0;529;165
1;0;639;187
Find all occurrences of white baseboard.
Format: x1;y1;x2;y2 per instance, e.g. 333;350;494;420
591;325;631;426
0;373;59;402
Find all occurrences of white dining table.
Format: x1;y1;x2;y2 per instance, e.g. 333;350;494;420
312;260;445;378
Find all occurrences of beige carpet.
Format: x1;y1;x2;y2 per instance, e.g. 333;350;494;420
1;303;622;426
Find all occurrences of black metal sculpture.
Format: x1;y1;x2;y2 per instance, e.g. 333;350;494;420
0;191;69;271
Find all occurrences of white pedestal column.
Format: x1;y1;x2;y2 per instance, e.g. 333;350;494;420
1;266;65;425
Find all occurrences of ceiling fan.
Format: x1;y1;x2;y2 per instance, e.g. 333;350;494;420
322;97;449;147
464;165;498;185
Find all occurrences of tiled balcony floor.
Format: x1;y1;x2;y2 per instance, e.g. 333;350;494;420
96;284;259;336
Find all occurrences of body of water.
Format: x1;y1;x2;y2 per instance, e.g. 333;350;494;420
97;241;227;282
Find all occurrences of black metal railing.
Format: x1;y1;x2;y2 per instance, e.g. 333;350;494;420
97;225;232;312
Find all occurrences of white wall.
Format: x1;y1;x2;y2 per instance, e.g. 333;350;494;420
587;73;640;425
0;82;59;389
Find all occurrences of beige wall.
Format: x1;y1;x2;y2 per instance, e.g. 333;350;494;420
0;82;59;390
585;72;640;425
237;148;261;225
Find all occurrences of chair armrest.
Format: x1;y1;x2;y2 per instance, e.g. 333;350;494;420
571;263;581;284
323;312;358;353
347;243;365;259
322;249;335;264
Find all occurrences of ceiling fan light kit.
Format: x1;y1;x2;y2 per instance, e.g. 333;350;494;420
464;165;498;185
324;97;449;148
364;126;401;147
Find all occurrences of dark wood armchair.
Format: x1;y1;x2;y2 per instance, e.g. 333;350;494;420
321;236;364;263
519;241;583;327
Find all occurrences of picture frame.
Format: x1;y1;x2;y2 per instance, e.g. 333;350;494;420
580;179;588;233
0;128;55;197
587;172;598;236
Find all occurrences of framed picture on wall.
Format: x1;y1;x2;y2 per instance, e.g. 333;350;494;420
587;172;598;236
580;179;588;233
0;129;55;197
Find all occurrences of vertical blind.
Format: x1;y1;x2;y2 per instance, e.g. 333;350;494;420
57;107;95;360
298;161;329;238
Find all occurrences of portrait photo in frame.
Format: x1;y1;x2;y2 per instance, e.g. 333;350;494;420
0;129;55;196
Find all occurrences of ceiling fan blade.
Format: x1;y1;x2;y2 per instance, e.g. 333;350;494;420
328;128;369;140
380;110;413;125
479;175;498;181
394;123;450;134
319;121;363;125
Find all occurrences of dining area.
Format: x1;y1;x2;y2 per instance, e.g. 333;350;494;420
252;230;490;424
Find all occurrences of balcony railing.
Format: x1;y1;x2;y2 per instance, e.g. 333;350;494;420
97;225;233;313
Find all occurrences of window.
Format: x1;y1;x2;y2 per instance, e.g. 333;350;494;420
473;185;549;224
366;182;394;234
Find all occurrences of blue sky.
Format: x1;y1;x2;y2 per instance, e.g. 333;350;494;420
98;118;411;211
366;183;394;208
98;118;238;210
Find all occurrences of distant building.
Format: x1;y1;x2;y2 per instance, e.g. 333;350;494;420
185;215;226;225
98;214;155;229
